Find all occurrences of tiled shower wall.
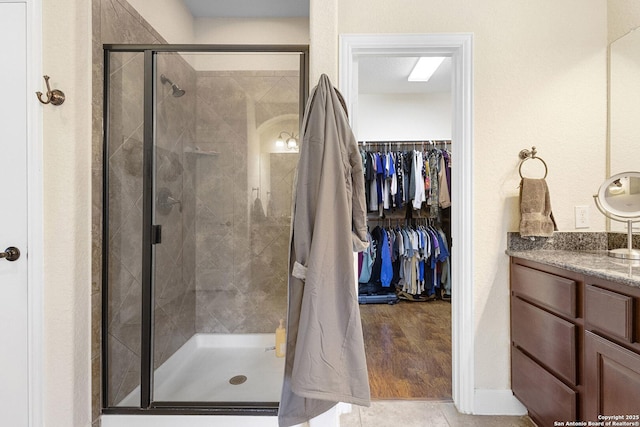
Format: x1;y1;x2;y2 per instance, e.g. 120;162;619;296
193;72;299;334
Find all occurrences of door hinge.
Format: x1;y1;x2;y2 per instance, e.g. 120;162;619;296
151;224;162;244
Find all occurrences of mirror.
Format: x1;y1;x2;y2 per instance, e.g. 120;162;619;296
609;27;640;234
594;172;640;259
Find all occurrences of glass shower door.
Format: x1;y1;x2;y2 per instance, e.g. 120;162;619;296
104;49;145;408
150;51;197;402
103;44;307;414
150;50;305;406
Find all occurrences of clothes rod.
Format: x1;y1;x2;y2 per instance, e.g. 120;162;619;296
357;140;451;145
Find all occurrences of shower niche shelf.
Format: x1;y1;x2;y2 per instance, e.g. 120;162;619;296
184;147;219;156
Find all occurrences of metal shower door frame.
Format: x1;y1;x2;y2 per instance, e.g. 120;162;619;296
102;44;309;416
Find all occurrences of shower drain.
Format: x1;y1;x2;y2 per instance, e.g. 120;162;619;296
229;375;247;385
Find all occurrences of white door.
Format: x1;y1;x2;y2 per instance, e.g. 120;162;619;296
0;2;30;426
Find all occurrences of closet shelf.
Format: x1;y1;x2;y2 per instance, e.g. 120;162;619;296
366;212;440;223
367;212;407;220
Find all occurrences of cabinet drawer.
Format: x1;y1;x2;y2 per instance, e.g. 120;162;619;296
585;285;633;343
512;346;577;427
511;264;577;318
512;297;577;384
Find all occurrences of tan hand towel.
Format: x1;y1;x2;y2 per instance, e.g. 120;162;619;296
519;178;557;237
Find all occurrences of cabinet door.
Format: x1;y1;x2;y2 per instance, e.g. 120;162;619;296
584;331;640;421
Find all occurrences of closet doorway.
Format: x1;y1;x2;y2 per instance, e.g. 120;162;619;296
339;34;474;412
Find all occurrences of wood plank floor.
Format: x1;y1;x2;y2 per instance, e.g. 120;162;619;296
359;299;452;400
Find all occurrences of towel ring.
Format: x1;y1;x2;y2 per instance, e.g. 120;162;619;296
518;146;548;179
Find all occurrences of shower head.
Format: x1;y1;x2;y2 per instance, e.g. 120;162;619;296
160;74;185;97
172;86;185;97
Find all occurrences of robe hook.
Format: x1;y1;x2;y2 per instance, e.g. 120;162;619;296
35;75;65;106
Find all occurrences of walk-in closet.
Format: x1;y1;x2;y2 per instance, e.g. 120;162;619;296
355;56;453;400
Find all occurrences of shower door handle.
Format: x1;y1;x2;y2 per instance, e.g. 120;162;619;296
0;246;20;262
151;225;162;245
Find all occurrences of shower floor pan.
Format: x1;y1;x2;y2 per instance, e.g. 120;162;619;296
119;333;285;406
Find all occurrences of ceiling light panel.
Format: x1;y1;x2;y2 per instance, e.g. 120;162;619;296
408;57;446;82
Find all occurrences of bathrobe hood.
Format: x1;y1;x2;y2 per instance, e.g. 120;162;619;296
278;74;370;427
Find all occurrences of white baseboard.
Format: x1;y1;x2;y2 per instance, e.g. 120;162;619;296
473;389;527;416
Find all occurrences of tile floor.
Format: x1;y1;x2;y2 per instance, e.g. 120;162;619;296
340;400;536;427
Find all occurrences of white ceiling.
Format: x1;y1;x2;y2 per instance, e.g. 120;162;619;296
358;56;452;94
183;0;309;18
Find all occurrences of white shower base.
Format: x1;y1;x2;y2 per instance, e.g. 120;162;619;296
119;333;285;405
104;333;351;426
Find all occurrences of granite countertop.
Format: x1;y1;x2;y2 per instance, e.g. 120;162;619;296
506;249;640;288
506;232;640;288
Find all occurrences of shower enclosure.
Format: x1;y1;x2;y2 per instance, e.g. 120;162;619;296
102;45;308;415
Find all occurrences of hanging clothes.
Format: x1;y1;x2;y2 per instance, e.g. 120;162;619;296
279;74;370;427
358;144;451;218
251;197;265;220
379;227;393;287
412;150;426;210
367;226;384;286
358;231;375;284
438;152;451;209
437;228;452;297
359;221;451;301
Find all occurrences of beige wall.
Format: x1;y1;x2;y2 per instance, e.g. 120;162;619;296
41;0;622;424
318;0;609;395
42;0;93;425
126;0;195;43
310;0;337;82
195;17;309;44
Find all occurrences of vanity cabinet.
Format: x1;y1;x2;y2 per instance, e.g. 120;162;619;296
510;258;640;425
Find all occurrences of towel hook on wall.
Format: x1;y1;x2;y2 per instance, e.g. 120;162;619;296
35;75;65;106
518;146;548;179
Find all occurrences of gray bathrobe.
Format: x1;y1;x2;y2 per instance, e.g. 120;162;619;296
278;74;371;427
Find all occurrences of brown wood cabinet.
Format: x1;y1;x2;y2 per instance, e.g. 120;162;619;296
584;331;640;421
510;257;640;426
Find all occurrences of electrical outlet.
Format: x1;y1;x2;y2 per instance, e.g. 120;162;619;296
575;205;589;229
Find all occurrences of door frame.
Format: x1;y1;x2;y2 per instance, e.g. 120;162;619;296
339;33;475;414
21;0;44;425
